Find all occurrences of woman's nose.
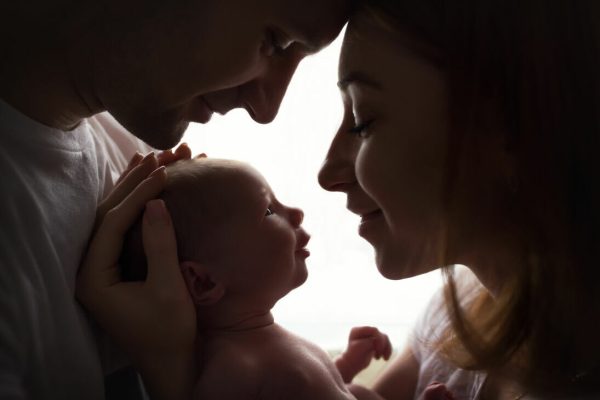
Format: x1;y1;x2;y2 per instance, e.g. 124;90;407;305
318;128;357;192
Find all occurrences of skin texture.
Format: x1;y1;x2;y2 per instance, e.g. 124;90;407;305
196;324;354;400
0;0;350;149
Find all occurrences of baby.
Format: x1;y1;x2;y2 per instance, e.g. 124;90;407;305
120;158;391;400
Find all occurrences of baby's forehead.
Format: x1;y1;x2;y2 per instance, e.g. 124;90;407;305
197;162;267;193
170;159;271;213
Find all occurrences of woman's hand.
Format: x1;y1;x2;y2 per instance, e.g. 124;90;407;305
77;145;196;400
335;326;392;384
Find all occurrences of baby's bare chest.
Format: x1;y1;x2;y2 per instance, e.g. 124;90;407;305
259;342;354;400
202;331;355;400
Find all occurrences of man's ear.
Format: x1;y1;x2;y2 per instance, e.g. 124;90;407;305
180;261;225;306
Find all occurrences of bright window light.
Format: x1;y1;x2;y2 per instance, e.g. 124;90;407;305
181;32;443;350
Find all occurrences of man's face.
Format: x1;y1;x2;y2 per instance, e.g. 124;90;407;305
93;0;350;149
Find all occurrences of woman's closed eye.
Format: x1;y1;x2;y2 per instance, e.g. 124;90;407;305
265;207;274;216
348;119;374;138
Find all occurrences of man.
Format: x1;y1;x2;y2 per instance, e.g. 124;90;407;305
0;0;349;398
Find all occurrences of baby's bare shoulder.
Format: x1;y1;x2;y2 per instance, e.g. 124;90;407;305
194;326;352;400
194;351;263;400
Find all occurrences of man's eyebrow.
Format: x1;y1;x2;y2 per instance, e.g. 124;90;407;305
294;30;324;55
337;71;382;90
293;40;319;56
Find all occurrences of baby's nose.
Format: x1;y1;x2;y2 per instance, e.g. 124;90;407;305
289;207;304;227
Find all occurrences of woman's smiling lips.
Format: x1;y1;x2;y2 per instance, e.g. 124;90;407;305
358;209;384;237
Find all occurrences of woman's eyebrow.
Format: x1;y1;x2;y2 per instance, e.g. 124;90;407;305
337;71;382;90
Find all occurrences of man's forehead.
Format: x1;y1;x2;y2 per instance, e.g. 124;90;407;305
277;0;351;51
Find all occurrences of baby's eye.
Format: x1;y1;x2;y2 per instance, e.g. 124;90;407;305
265;207;274;216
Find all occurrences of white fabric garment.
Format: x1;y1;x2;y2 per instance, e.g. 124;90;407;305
0;100;151;399
410;270;487;400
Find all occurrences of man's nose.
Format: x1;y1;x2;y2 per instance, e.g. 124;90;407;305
240;52;303;124
318;127;357;192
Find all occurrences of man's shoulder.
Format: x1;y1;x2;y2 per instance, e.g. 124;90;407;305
89;113;153;155
86;112;154;195
88;112;153;167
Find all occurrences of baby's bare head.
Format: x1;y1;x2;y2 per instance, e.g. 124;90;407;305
120;158;251;281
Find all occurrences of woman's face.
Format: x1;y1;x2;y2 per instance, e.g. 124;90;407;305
318;15;449;279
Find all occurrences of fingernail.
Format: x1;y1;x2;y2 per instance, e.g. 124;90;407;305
128;152;143;167
149;165;166;178
142;151;156;163
145;199;168;226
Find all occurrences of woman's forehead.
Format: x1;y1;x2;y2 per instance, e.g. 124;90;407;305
339;15;441;88
338;18;398;91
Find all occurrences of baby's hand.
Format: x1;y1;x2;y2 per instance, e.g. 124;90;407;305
423;382;456;400
335;326;392;383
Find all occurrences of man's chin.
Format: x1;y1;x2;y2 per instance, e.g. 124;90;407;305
129;119;189;150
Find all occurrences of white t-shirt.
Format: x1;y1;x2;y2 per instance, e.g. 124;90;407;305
410;272;487;400
0;100;151;399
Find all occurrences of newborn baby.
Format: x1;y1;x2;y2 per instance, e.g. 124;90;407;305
121;158;391;400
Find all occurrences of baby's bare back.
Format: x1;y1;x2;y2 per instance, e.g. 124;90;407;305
194;324;356;400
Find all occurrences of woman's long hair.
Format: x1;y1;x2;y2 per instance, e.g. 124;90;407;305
358;0;600;395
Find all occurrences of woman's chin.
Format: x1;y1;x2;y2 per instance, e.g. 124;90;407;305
375;252;436;280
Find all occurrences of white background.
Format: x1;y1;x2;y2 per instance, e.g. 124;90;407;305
181;32;443;350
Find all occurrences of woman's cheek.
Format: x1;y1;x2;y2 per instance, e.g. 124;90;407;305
354;142;369;191
355;140;383;201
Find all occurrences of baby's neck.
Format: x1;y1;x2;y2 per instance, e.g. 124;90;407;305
199;310;275;335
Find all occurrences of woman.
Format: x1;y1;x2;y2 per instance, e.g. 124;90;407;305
319;1;600;398
78;0;600;398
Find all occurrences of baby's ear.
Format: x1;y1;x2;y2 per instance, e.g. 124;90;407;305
180;261;225;306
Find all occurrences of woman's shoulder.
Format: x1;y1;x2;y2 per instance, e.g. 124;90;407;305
409;267;488;399
412;267;483;342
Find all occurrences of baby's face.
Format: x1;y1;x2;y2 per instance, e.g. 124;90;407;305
208;164;310;307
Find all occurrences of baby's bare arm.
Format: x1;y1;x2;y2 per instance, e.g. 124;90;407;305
347;384;388;400
371;346;419;400
335;326;392;384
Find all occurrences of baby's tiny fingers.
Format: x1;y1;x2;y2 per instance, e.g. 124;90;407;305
348;326;380;341
383;334;392;360
372;332;392;360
